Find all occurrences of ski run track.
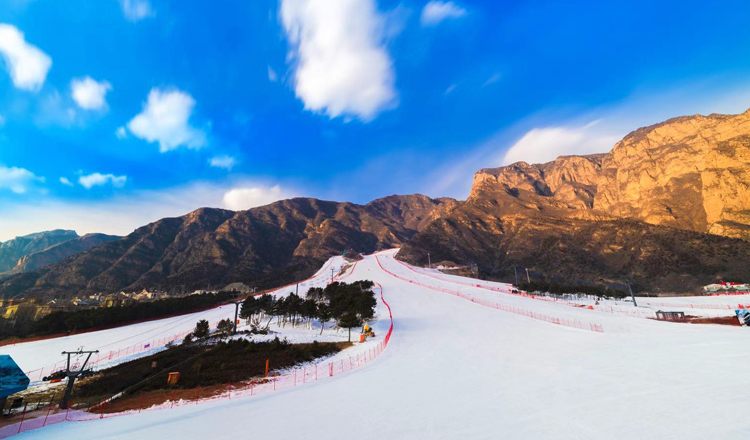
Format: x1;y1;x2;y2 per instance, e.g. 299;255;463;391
5;249;750;439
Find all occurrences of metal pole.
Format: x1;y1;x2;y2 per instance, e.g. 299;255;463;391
525;268;530;283
331;267;334;283
233;301;240;334
627;282;637;307
428;253;431;269
513;266;519;285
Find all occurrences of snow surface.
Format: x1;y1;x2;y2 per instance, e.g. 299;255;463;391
12;250;750;439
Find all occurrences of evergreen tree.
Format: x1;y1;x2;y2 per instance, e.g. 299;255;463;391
316;303;332;335
193;319;210;339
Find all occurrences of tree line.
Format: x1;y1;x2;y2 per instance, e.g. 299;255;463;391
0;292;237;339
239;281;377;341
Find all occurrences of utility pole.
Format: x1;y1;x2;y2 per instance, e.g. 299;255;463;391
525;268;531;283
60;349;98;409
331;267;335;283
427;253;431;269
513;266;519;285
295;282;299;296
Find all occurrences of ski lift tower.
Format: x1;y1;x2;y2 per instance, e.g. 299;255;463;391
59;349;99;409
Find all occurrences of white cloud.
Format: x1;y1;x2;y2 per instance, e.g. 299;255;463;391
78;172;127;189
126;88;207;152
444;84;457;95
501;121;620;165
280;0;397;121
209;155;237;171
70;76;112;110
115;126;127;139
267;66;278;82
59;177;73;186
119;0;155;22
222;185;286;211
0;24;52;92
420;1;467;26
0;164;43;194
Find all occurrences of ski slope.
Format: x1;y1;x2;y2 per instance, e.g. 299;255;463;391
2;256;349;381
14;250;750;439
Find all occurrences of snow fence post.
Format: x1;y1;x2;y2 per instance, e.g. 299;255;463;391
329;362;333;377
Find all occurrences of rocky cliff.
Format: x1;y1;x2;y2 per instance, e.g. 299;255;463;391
469;109;750;240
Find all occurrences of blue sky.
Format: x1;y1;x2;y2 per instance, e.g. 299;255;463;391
2;0;750;240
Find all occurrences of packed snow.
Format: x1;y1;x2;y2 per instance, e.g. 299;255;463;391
9;250;750;439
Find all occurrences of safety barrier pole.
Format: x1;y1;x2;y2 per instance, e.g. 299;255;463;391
17;403;27;433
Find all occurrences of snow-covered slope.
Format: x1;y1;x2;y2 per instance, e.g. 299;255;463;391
13;250;750;439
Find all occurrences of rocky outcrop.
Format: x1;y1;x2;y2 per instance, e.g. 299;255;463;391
469;109;750;240
399;108;750;293
594;111;750;239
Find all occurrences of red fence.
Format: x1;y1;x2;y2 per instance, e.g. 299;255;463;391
1;284;394;439
376;255;603;333
391;258;663;320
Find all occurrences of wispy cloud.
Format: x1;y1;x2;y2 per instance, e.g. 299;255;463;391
420;1;467;26
126;88;207;152
0;24;52;92
119;0;155;22
483;73;501;87
267;66;278;83
78;172;128;189
209;155;237;171
59;177;74;187
280;0;397;121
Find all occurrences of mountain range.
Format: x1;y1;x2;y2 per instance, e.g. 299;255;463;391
2;109;750;299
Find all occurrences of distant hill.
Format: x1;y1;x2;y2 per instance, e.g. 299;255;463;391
2;233;121;276
0;230;79;273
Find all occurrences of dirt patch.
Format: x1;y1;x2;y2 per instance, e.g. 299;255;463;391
73;338;349;406
686;315;741;326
